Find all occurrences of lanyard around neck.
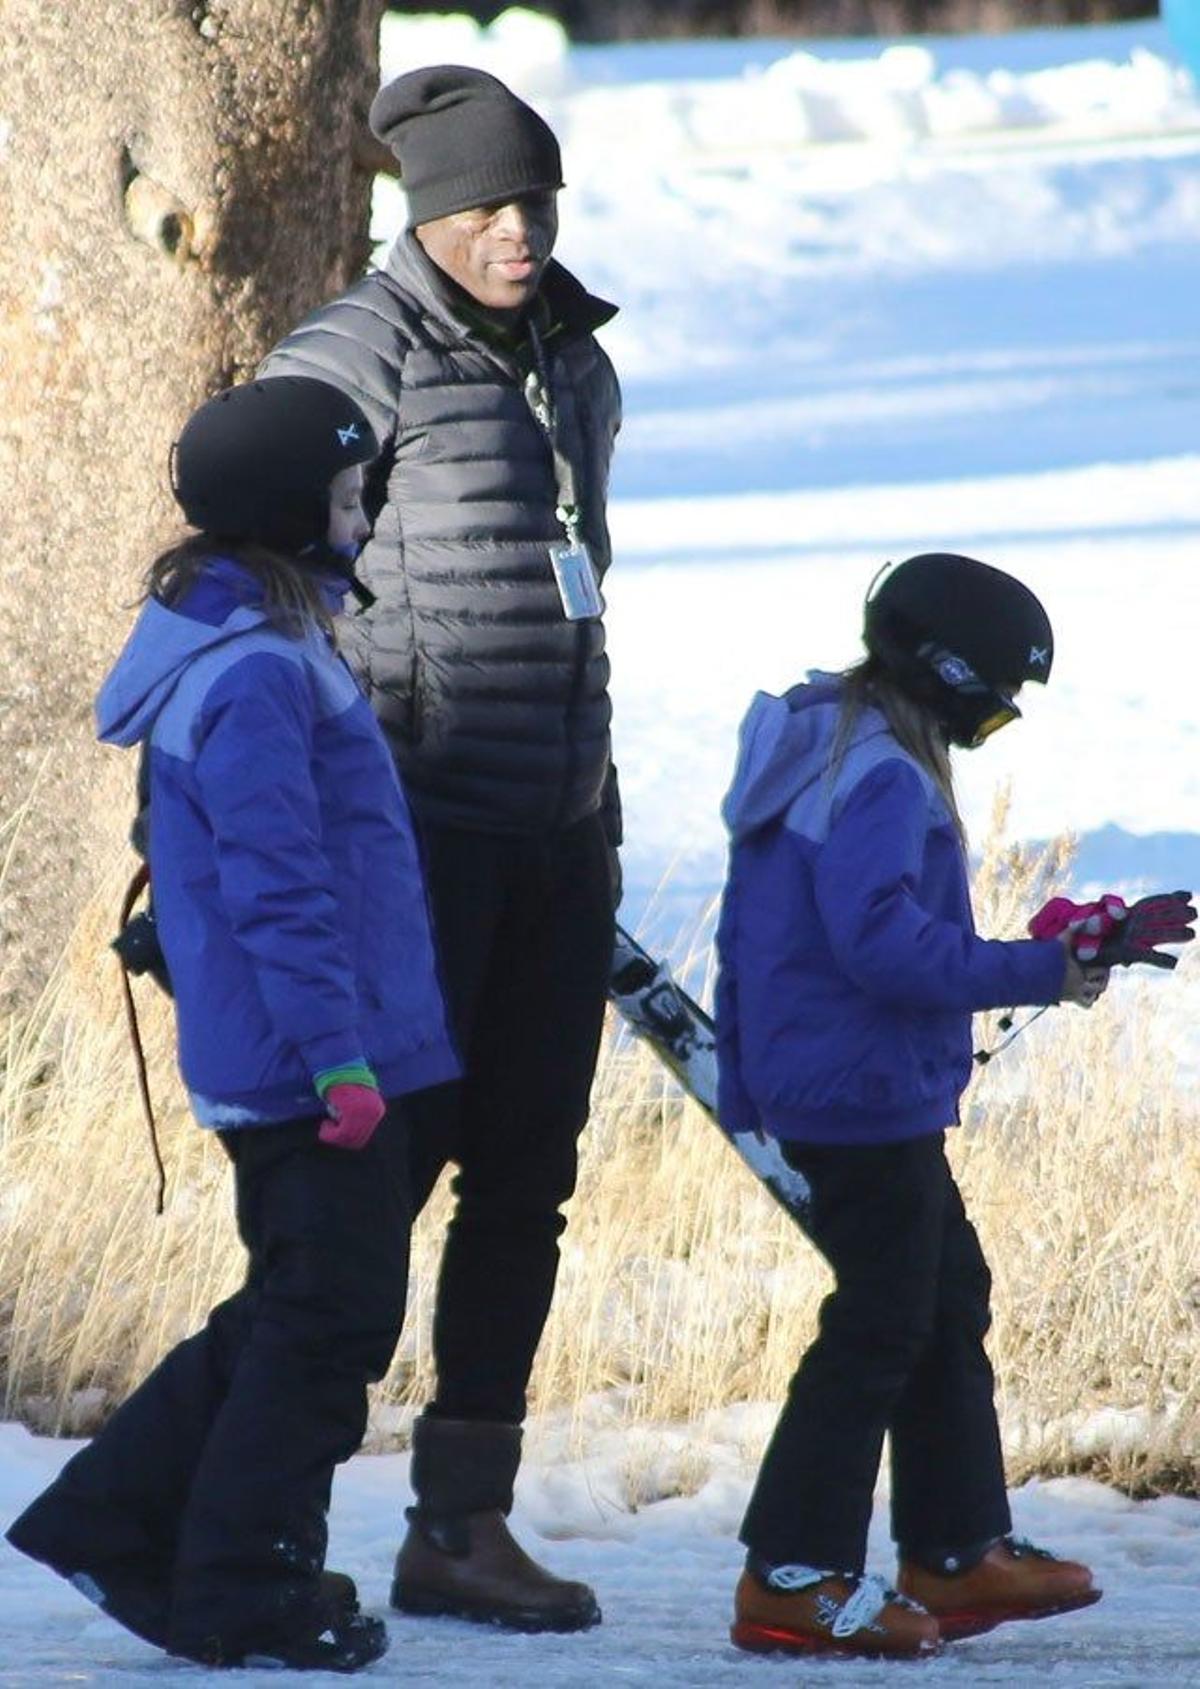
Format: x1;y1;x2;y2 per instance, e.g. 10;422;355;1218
525;319;582;548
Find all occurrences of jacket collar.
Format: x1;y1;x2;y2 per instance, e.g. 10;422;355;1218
382;231;617;350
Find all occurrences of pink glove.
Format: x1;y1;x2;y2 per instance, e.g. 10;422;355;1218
318;1083;386;1151
1028;894;1127;961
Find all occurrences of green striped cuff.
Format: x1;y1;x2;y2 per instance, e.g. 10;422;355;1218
314;1062;378;1099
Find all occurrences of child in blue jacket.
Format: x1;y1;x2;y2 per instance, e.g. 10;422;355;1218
7;378;459;1672
717;552;1106;1660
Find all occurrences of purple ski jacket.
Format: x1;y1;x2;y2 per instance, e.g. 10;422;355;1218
715;676;1066;1146
96;559;460;1129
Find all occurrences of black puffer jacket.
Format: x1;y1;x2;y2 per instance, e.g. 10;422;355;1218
260;234;621;836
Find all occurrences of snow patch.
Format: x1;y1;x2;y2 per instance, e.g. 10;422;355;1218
550;37;1198;173
379;7;569;101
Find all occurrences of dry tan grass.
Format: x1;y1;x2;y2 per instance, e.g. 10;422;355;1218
1;792;1197;1493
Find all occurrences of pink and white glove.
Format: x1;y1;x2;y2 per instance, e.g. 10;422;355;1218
1028;894;1127;962
1057;892;1195;970
317;1082;386;1151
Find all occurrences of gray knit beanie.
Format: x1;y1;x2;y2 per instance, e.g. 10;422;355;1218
370;65;563;227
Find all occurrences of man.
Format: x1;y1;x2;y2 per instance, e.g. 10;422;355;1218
260;66;622;1633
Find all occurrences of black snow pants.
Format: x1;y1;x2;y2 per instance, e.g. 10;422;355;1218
739;1131;1012;1574
404;812;615;1427
7;1109;412;1653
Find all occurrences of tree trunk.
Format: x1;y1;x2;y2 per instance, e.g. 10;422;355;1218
0;0;386;998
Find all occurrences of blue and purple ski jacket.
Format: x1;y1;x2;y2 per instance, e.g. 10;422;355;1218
96;559;460;1129
715;676;1065;1146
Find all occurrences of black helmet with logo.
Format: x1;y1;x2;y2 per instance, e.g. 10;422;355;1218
170;377;378;556
863;552;1053;748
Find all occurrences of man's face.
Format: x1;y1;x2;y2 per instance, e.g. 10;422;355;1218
415;191;559;315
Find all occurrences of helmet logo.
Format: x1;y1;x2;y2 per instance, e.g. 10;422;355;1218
336;422;360;448
934;653;974;688
1029;645;1050;667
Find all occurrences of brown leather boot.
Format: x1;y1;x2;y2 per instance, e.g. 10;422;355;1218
732;1563;941;1659
390;1414;600;1633
897;1536;1101;1641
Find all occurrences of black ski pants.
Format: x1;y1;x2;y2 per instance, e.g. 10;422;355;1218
405;813;614;1428
740;1131;1012;1574
9;1110;412;1650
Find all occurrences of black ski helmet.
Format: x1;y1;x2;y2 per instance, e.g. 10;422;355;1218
170;377;378;556
863;553;1054;748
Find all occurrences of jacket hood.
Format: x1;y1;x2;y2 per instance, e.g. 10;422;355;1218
722;674;891;841
96;559;291;748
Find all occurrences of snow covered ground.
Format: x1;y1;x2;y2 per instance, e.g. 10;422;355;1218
3;1416;1199;1685
4;10;1199;1682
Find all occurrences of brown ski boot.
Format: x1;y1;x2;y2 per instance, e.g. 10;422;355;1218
897;1535;1101;1641
732;1559;941;1659
390;1413;600;1633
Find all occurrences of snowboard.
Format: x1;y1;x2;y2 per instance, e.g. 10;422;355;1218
609;924;812;1226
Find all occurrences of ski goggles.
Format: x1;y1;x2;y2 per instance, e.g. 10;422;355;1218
918;643;1022;749
966;696;1021;747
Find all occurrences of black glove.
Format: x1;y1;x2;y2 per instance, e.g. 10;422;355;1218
606;842;623;912
600;762;623;911
1089;891;1196;970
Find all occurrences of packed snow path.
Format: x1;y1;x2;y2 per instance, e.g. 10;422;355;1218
1;1424;1198;1685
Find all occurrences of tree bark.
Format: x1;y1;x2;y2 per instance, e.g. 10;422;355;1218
0;0;386;997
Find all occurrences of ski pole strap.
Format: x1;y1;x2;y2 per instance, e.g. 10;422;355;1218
973;1003;1051;1066
117;864;167;1216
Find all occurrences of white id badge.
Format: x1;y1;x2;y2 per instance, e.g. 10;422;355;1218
548;539;604;620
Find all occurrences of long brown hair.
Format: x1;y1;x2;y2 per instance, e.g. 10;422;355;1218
144;534;334;639
828;656;965;844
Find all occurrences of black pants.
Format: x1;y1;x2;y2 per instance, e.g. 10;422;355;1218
9;1110;412;1649
405;813;614;1427
740;1132;1012;1574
